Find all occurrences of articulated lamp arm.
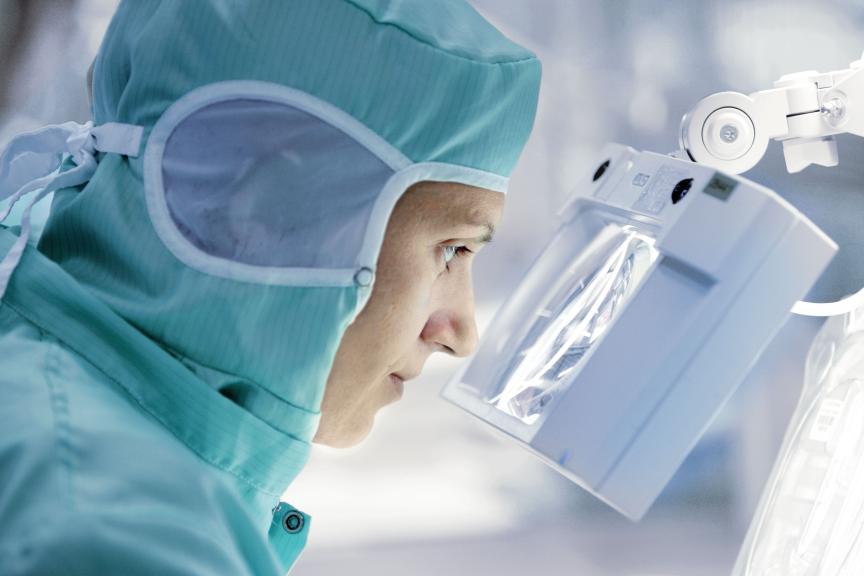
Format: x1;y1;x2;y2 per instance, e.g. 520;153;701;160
680;52;864;175
680;51;864;317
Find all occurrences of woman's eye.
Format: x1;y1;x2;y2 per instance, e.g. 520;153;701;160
442;245;472;270
442;245;458;264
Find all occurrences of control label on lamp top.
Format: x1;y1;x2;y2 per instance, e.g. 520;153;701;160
632;165;688;215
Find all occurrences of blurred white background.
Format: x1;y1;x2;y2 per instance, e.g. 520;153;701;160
3;1;864;575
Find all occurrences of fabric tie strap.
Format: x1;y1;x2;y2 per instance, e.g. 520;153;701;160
0;121;143;298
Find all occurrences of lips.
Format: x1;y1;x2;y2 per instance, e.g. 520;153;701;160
388;370;421;400
391;370;420;383
388;374;405;398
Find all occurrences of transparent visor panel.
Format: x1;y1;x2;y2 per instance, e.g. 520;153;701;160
487;221;659;424
162;99;394;269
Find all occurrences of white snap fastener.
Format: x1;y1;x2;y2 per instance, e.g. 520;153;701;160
354;267;375;287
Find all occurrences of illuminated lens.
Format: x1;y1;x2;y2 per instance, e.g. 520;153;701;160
488;226;658;424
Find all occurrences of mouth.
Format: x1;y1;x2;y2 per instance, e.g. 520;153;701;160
388;373;405;397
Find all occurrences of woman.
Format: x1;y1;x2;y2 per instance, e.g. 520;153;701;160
0;0;541;573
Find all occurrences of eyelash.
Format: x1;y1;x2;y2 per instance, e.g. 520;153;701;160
442;245;473;271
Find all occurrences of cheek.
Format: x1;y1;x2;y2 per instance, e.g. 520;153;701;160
378;247;439;323
380;269;437;343
344;257;438;364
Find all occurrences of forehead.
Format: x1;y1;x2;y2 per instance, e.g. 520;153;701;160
395;181;504;230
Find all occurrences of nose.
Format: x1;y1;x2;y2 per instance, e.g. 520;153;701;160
420;275;480;358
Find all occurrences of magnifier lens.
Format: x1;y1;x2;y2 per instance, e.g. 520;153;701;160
488;225;659;424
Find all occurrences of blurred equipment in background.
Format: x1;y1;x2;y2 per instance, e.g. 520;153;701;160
444;144;835;520
733;310;864;575
0;0;85;130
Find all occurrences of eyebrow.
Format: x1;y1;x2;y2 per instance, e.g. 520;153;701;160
463;220;495;244
476;223;495;244
435;211;496;243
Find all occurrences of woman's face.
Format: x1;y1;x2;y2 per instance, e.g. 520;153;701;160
314;181;504;447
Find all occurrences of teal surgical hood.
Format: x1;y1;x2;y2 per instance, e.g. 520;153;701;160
0;0;540;572
41;0;539;467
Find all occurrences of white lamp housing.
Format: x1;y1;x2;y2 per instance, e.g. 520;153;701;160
443;144;837;520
